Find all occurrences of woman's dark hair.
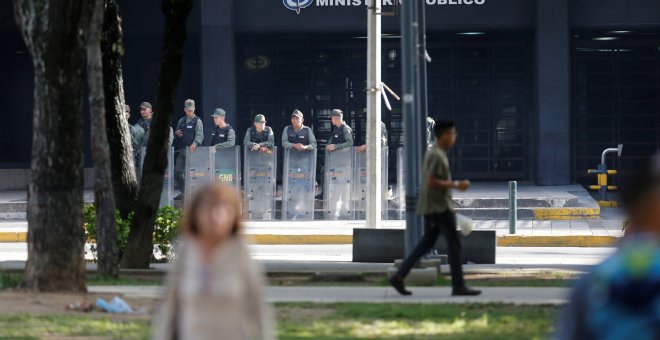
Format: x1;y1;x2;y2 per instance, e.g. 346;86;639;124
182;183;243;237
433;119;455;139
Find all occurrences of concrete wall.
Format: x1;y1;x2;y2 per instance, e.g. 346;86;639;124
0;169;96;190
234;0;534;33
2;0;660;186
0;0;202;170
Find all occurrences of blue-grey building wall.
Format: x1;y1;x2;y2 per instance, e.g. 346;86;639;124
1;0;660;186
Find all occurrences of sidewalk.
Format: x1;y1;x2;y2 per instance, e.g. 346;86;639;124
0;216;625;246
88;285;570;305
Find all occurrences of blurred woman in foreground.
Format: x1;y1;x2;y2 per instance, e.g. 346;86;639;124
557;153;660;339
153;184;274;340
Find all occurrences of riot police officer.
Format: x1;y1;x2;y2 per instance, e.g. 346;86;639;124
282;109;317;151
356;122;387;153
138;101;174;148
125;104;144;167
243;114;274;153
208;108;235;148
174;99;204;199
326;109;354;152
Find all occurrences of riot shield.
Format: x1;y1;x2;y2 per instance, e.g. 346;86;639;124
214;146;241;192
282;149;317;220
184;146;214;203
353;148;389;220
139;147;174;208
243;146;277;220
397;147;406;220
323;148;354;220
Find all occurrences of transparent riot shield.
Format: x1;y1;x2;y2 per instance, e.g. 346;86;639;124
353;148;389;220
323;148;354;220
243;146;277;220
214;146;241;192
397;147;406;220
139;147;174;208
282;149;317;220
184;146;214;203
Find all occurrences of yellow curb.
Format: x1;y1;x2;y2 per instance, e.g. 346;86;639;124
598;201;618;208
0;232;619;248
533;207;600;220
497;235;618;247
0;232;27;242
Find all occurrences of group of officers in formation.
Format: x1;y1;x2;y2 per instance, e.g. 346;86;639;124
125;98;390;199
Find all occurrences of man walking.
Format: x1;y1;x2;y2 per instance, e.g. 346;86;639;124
282;110;317;151
208;108;235;148
244;114;274;153
173;99;204;199
389;120;481;296
326;109;354;152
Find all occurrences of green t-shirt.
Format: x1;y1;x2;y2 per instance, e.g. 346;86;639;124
416;147;453;215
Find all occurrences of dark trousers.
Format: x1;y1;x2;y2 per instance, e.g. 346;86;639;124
396;211;465;289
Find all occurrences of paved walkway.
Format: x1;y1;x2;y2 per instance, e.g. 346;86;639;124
0;246;614;277
0;217;625;238
89;286;570;305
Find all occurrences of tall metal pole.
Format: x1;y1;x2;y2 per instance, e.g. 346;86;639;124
417;0;429;151
366;0;383;229
401;0;424;255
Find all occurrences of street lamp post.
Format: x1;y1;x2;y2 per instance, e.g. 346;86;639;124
401;0;425;254
366;0;383;229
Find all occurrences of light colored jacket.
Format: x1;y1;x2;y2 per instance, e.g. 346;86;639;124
152;236;274;340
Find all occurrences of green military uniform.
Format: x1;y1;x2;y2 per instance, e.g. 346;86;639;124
126;104;145;169
359;121;388;147
282;109;316;151
130;123;145;167
142;124;174;149
209;108;236;148
282;125;317;150
328;109;354;151
174;100;204;197
244;114;274;150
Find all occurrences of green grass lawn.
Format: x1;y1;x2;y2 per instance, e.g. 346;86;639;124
0;303;557;339
0;314;151;339
277;303;557;340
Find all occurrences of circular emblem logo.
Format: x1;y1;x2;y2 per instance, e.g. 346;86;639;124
244;55;271;70
283;0;313;11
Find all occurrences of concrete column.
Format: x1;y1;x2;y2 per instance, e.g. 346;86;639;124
535;0;571;185
200;0;236;135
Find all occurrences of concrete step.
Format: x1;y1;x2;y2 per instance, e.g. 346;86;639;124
454;197;578;209
0;202;27;213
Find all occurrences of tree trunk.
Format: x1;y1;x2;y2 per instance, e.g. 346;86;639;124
14;0;88;292
85;0;119;278
121;0;193;269
102;0;139;219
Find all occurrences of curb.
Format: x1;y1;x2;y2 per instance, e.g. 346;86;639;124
0;232;26;242
496;235;618;247
532;207;600;220
0;232;618;247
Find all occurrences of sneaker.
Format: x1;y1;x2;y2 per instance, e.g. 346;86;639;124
388;275;412;296
451;286;482;296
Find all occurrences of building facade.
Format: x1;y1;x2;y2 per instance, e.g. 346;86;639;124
1;0;659;188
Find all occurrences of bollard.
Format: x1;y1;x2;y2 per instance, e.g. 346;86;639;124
509;181;517;235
